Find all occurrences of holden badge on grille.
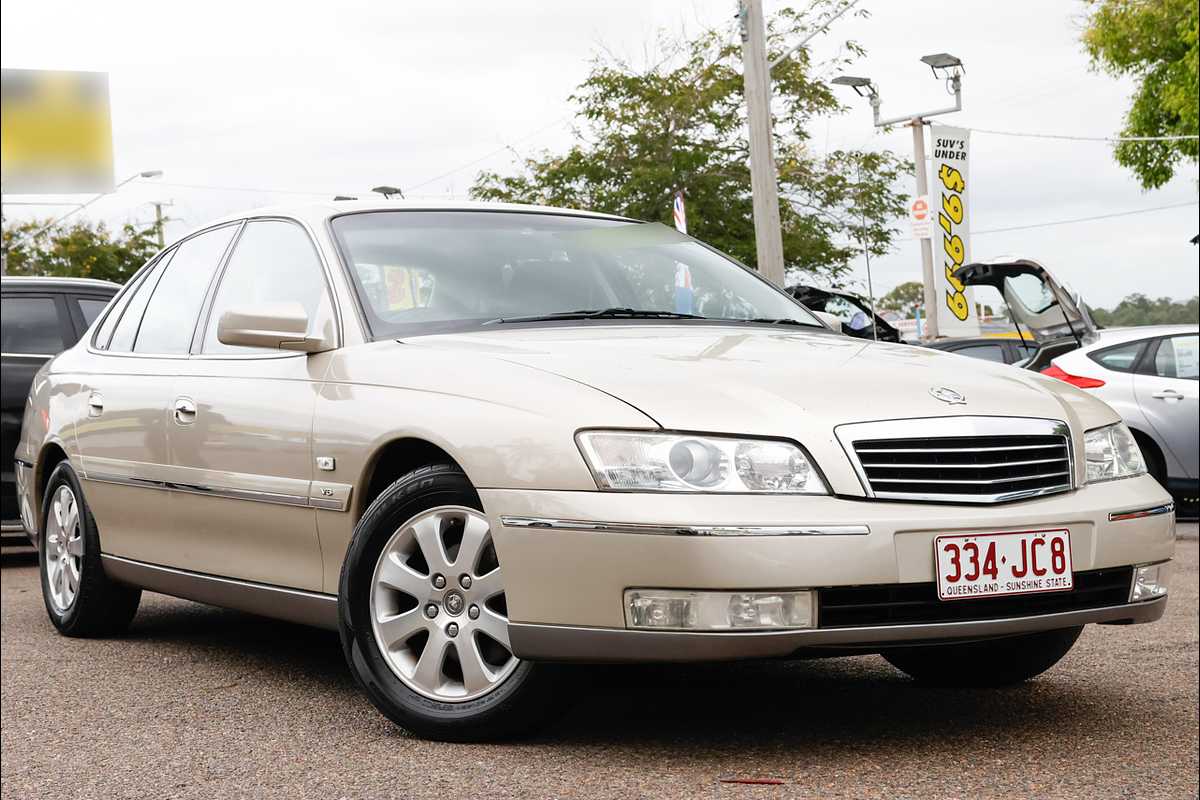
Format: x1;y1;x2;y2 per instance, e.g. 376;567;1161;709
929;386;967;405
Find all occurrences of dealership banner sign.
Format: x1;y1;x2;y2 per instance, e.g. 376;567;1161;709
929;124;979;336
1;69;114;193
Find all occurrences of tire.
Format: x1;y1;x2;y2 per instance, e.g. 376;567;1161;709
338;464;561;741
39;461;141;637
882;626;1083;687
1132;430;1167;487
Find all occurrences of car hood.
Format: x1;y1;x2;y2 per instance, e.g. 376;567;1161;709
401;324;1112;435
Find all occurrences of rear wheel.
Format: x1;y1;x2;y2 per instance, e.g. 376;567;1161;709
339;464;561;741
40;462;141;637
882;626;1083;687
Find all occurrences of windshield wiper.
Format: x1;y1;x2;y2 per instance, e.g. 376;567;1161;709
741;317;822;327
484;308;707;325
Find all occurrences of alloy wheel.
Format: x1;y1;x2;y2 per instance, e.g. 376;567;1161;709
369;506;517;702
45;485;84;613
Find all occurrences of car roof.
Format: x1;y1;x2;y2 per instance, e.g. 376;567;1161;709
196;199;636;235
1;276;120;292
1081;324;1199;350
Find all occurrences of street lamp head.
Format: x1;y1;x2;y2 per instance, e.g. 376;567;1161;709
138;170;163;179
832;75;876;98
371;185;405;199
920;53;963;77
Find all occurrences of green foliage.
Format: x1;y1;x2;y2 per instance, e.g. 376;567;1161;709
1092;293;1199;326
2;218;160;284
1083;0;1200;189
878;280;925;314
471;4;911;283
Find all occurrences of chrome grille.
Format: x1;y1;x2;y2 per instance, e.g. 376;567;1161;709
837;417;1073;504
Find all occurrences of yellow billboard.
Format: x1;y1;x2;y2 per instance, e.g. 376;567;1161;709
1;69;114;193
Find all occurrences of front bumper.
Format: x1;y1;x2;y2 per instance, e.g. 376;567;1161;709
481;474;1175;662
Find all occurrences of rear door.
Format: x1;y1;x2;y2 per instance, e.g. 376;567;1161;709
1133;333;1200;480
1;291;73;523
75;225;240;563
166;218;337;590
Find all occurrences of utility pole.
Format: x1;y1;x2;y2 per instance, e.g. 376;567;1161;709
738;0;786;287
151;200;172;248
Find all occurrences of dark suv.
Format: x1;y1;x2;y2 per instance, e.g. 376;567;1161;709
1;276;119;542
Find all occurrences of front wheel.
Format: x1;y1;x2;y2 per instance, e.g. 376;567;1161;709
338;464;561;741
882;626;1083;687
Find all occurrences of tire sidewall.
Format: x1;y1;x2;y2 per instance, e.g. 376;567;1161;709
39;462;97;633
338;465;547;738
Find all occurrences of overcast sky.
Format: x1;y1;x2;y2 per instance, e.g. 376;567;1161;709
2;0;1197;308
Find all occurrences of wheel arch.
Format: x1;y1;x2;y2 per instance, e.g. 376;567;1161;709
1128;425;1168;483
355;436;468;520
33;439;72;534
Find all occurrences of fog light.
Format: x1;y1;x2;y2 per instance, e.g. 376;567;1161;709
1131;562;1170;602
624;589;814;631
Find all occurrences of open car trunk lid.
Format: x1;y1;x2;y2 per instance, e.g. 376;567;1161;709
957;258;1098;345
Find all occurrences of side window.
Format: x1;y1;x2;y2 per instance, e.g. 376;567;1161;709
134;225;239;354
202;220;333;354
106;252;174;352
954;343;1007;363
1153;334;1199;380
76;297;112;328
1089;341;1145;373
0;296;67;354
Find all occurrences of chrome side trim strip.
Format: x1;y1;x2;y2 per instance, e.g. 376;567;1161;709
83;472;350;512
499;516;870;537
100;554;338;630
508;597;1167;662
1109;503;1175;522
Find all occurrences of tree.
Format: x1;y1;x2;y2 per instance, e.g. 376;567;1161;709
878;280;925;315
1082;0;1200;189
2;218;160;284
471;5;911;285
1092;293;1199;326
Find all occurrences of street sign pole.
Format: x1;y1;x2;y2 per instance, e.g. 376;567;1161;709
911;118;939;341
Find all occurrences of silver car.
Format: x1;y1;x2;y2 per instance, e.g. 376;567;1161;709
14;202;1176;741
1042;325;1199;510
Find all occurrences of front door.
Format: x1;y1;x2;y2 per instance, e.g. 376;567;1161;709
1134;333;1200;480
165;219;337;591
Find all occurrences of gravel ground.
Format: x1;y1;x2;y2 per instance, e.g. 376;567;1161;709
2;525;1196;800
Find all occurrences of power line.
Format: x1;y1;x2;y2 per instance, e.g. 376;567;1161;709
973;201;1198;236
404;116;572;194
963;126;1199;143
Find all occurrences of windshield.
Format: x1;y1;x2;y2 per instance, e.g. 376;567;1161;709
331;211;820;339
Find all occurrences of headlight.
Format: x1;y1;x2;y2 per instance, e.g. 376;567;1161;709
1084;422;1146;483
576;431;827;494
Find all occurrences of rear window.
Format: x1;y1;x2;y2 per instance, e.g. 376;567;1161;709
1088;341;1145;373
1;295;67;354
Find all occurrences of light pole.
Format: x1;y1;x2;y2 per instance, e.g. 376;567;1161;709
30;170;164;239
832;54;964;341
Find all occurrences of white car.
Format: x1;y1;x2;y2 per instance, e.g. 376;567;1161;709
1041;325;1199;510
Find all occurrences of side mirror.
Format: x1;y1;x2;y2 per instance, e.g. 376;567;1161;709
217;303;328;353
812;310;844;333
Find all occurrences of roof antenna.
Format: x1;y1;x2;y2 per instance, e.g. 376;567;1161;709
372;185;405;200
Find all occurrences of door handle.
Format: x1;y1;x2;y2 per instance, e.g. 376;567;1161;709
87;392;104;417
174;397;198;424
1151;389;1185;401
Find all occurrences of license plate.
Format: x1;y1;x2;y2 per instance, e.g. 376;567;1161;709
934;529;1073;601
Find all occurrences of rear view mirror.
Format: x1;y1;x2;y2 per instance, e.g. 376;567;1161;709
812;310;844;333
217;303;328;353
